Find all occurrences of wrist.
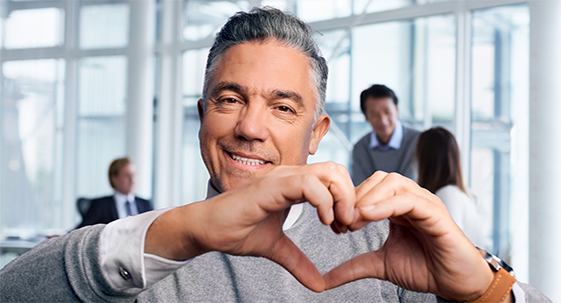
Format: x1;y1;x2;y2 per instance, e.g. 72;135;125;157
145;203;208;261
467;248;516;303
438;248;515;302
437;248;516;303
468;267;515;302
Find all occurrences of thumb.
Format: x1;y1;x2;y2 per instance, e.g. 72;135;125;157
267;233;326;292
323;250;386;290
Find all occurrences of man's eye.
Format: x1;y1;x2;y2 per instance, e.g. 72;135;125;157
278;106;294;113
218;98;238;104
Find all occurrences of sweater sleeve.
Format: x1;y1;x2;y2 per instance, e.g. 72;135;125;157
0;225;136;302
0;208;189;303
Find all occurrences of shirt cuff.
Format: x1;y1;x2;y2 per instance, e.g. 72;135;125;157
100;207;189;291
144;253;190;287
512;282;525;303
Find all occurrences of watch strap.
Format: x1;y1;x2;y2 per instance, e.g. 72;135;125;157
468;267;516;303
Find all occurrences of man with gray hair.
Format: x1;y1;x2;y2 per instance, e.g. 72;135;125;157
0;7;550;302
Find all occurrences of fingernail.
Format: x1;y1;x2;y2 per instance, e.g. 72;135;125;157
360;205;376;212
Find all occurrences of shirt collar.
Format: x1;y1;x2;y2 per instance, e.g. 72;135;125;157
113;191;137;218
114;191;135;203
205;179;302;231
206;180;221;199
369;120;403;151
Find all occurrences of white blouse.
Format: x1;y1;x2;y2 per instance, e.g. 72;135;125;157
435;185;486;248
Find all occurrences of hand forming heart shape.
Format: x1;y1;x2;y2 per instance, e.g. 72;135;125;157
146;163;495;301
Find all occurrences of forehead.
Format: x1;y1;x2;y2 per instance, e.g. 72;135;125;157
118;163;134;174
365;96;397;111
208;41;317;109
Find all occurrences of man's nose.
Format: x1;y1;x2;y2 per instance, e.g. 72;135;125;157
380;114;390;125
233;104;269;142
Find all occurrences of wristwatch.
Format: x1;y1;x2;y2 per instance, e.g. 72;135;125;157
437;248;517;303
476;247;515;276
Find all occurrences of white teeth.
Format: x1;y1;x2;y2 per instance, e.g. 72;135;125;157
231;154;266;166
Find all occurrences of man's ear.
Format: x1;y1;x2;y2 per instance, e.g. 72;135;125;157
197;99;205;123
308;114;331;155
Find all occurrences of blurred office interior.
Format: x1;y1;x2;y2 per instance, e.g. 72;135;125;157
0;0;559;300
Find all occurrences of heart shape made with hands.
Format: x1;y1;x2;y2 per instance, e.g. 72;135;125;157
267;171;492;301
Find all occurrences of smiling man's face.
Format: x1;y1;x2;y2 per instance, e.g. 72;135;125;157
197;40;330;192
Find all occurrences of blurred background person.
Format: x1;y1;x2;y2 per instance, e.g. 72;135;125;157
416;127;488;248
76;157;152;228
352;84;420;185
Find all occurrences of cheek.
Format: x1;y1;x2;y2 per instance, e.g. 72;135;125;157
278;127;313;162
200;116;229;144
370;117;382;125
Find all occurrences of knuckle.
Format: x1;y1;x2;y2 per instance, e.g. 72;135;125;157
322;161;338;171
370;170;387;179
386;172;401;179
300;173;317;185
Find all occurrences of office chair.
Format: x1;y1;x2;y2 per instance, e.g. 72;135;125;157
76;198;91;218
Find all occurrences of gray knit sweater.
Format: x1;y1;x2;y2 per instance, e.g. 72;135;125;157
352;126;420;186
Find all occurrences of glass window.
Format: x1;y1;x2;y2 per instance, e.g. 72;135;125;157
263;0;352;21
260;0;288;10
80;3;129;49
317;29;350;105
182;48;208;106
312;29;353;166
352;21;413;117
76;56;127;198
415;15;456;127
313;14;455;170
470;4;529;258
354;0;412;14
181;49;210;205
0;59;65;235
296;0;352;23
78;57;127;116
350;15;455;142
353;0;452;14
3;8;64;49
183;0;249;41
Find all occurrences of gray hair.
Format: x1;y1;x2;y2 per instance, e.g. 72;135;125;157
202;6;328;119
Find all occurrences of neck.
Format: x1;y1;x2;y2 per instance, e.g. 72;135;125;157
377;134;391;145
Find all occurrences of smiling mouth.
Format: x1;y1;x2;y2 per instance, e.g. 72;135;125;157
230;153;268;166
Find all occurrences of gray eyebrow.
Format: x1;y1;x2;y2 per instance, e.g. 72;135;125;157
210;82;245;98
272;90;304;108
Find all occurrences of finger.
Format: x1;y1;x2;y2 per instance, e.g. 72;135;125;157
355;170;388;199
330;217;348;234
351;173;449;230
260;173;334;225
323;250;386;290
267;233;326;292
357;193;446;232
313;162;356;226
357;173;437;209
300;175;335;225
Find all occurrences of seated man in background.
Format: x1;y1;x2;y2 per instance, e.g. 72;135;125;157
0;7;550;303
352;84;420;185
76;157;152;228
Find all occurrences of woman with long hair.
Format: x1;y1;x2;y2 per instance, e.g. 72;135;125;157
416;127;486;248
